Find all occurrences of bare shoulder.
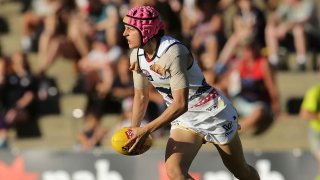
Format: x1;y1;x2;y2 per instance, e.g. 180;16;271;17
129;48;139;64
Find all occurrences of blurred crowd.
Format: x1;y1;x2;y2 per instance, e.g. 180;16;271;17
0;0;319;151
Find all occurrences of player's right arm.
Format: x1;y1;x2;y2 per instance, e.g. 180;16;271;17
131;87;149;127
129;49;149;127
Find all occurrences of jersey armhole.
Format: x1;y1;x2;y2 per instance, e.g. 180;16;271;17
164;42;194;70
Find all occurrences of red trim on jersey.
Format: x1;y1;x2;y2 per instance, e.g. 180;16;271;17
146;56;153;62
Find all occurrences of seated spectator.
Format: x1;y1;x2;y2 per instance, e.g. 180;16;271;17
78;37;122;109
220;40;280;135
218;0;266;66
190;0;226;86
110;53;134;100
77;41;116;143
37;0;79;75
20;0;56;52
179;0;202;47
265;0;318;71
234;0;266;46
75;39;123;152
38;0;122;77
78;39;118;96
0;54;9;148
299;71;320;180
75;112;108;151
2;52;40;139
234;0;266;44
71;0;120;57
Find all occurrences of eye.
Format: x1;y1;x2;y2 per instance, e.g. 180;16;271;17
126;27;131;31
127;26;134;31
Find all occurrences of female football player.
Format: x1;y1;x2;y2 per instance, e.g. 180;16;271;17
122;5;260;180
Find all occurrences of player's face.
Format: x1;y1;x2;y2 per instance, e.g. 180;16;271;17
123;17;141;48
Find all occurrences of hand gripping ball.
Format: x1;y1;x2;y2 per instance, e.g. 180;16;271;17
111;127;152;156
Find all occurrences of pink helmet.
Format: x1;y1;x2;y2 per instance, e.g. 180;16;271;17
125;6;164;44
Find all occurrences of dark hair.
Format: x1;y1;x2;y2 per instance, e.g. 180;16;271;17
141;29;165;48
242;39;262;58
155;29;165;39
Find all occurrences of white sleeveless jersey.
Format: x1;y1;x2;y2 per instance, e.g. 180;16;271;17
132;36;239;144
136;36;231;115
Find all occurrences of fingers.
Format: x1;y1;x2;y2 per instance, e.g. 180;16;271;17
129;62;141;73
124;131;138;152
150;64;166;76
123;128;148;154
124;136;143;154
129;139;139;153
124;137;134;147
129;63;135;71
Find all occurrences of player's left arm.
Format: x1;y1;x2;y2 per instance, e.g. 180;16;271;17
144;47;192;133
129;48;150;127
125;45;191;152
126;86;188;153
145;87;189;133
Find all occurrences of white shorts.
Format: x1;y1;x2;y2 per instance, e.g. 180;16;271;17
171;105;239;145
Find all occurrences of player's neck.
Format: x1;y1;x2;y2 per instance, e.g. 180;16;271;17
143;38;158;59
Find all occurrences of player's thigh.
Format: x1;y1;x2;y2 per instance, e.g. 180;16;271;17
165;128;203;170
214;132;248;171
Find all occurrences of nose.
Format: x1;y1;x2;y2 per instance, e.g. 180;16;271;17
123;29;128;37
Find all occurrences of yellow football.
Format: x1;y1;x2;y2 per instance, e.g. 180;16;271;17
111;127;153;156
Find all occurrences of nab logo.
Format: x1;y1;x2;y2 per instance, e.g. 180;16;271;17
0;156;38;180
222;122;232;131
142;69;154;81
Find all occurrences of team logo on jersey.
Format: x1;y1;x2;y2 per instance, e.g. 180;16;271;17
142;69;154;81
150;63;170;80
150;63;167;77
